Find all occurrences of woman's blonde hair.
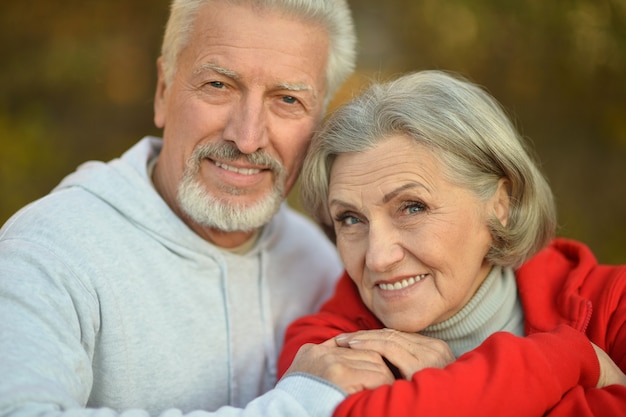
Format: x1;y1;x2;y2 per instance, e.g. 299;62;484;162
301;70;557;268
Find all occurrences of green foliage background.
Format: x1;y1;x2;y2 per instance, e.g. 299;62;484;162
2;0;625;263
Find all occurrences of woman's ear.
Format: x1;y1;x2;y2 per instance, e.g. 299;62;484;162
153;57;168;129
491;178;511;227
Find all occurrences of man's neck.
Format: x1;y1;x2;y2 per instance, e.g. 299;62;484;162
193;224;261;251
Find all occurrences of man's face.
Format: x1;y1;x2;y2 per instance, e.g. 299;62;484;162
153;1;328;245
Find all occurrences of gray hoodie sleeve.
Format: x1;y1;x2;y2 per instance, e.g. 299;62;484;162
0;375;344;417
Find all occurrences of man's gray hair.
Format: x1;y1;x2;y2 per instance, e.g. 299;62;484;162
160;0;357;106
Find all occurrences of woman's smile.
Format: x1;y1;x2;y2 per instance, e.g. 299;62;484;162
375;273;428;292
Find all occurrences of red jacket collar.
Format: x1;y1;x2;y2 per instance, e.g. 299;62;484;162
517;238;595;334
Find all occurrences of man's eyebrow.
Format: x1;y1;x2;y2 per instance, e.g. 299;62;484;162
277;82;318;102
193;63;239;79
277;82;313;93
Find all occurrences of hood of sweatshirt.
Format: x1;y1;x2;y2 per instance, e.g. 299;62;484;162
53;136;283;259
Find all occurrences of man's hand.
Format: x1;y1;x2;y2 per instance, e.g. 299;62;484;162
283;338;395;394
592;342;626;388
334;328;455;380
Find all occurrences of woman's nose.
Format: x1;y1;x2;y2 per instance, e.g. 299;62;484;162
365;222;404;273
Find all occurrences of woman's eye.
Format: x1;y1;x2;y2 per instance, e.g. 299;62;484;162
334;213;361;226
344;216;361;225
404;202;426;215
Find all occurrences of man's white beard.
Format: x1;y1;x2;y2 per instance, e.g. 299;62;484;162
177;143;286;232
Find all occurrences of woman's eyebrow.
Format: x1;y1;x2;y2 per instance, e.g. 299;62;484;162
383;182;428;204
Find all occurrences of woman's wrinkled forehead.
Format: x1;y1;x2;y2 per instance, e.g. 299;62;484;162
329;135;441;196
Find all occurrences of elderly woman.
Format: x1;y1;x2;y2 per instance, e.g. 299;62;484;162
278;70;626;416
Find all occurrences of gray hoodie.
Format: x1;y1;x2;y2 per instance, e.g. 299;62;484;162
0;137;345;417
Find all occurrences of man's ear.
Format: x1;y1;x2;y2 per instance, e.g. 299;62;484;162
491;178;511;227
154;57;168;129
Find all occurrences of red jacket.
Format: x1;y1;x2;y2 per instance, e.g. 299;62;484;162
278;239;626;416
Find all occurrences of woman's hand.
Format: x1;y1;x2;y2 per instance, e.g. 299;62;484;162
334;328;455;380
283;338;396;394
592;342;626;388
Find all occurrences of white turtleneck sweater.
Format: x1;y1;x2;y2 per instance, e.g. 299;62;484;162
421;266;525;358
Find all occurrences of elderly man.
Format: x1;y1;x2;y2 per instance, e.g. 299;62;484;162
0;1;394;417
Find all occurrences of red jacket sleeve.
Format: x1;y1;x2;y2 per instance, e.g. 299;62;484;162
542;264;626;416
334;326;603;417
278;271;625;416
515;239;626;416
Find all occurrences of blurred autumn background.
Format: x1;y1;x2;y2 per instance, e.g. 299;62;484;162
1;0;625;263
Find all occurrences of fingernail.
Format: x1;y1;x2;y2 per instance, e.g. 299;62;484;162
335;334;347;342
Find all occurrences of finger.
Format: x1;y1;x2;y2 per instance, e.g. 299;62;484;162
336;329;455;378
346;337;422;379
322;350;396;393
289;342;393;378
339;329;452;357
592;342;626;388
337;328;432;357
287;342;395;393
320;337;341;346
336;328;432;347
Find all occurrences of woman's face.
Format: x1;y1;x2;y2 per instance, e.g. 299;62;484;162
328;134;509;332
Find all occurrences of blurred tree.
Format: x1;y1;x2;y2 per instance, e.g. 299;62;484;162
2;0;625;263
1;0;168;218
348;0;626;263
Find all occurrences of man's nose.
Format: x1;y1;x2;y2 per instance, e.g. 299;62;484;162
223;94;269;154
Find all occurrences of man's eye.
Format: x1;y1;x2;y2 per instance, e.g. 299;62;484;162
282;95;298;104
208;81;225;89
